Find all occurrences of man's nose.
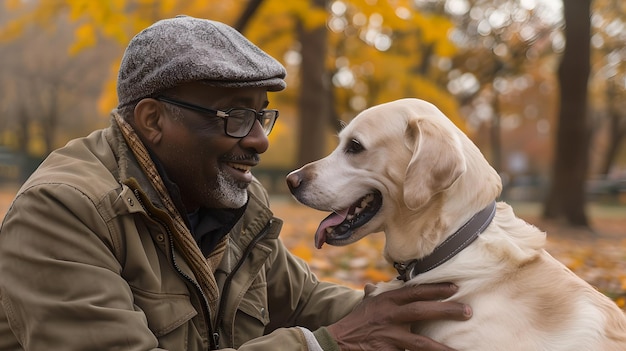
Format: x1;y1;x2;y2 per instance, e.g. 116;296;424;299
240;120;269;154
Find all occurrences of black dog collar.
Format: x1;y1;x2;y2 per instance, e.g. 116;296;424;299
394;201;497;282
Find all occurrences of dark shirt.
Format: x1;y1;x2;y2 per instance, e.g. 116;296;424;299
147;148;246;256
188;204;247;256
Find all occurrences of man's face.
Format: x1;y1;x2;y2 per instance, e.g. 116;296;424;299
149;82;271;211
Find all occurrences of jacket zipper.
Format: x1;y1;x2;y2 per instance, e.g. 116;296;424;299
212;219;274;349
133;190;217;350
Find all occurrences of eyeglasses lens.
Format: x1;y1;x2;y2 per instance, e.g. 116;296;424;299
224;110;254;138
260;114;275;135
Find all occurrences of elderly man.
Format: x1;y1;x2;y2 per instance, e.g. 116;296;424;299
0;16;470;350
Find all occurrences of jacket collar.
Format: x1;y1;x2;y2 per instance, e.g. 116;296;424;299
110;112;224;313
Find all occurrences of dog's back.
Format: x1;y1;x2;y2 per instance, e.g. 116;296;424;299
375;203;626;350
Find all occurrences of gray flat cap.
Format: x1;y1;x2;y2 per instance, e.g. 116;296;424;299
117;15;286;107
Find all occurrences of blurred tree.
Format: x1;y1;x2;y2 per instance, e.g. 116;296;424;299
243;0;333;166
588;0;626;176
0;1;244;158
0;11;115;157
245;0;463;165
543;0;592;226
415;0;561;172
296;0;331;165
232;0;331;167
234;0;264;32
325;0;462;125
600;80;626;175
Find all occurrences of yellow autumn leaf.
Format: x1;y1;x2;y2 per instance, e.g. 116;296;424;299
291;244;313;262
4;0;24;11
300;8;328;31
620;275;626;290
97;61;121;115
364;267;394;283
69;23;96;55
0;18;26;42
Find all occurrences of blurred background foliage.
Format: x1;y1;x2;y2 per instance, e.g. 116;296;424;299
0;0;624;230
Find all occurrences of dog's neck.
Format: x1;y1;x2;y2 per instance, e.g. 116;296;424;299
394;201;497;282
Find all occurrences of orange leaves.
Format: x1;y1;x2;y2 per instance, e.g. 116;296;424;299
97;61;121;116
0;0;62;41
1;0;243;50
0;16;24;42
70;24;96;54
65;1;133;47
281;0;328;31
290;243;314;262
543;232;626;309
616;297;626;309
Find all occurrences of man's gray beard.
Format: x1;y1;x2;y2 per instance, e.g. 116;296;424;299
213;170;248;208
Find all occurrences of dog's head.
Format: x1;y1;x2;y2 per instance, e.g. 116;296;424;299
287;99;501;259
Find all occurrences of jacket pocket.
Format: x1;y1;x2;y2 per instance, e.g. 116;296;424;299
232;281;270;347
131;287;198;337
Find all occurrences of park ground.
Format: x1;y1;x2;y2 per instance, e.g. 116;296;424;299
1;182;625;310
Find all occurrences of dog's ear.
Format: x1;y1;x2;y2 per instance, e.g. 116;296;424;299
403;118;466;210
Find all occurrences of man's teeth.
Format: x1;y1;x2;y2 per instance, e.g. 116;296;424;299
227;163;251;172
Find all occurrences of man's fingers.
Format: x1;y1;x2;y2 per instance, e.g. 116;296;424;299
366;283;472;324
379;283;460;304
330;283;471;351
392;300;472;323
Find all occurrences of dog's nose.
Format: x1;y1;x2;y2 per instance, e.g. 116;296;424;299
286;171;302;192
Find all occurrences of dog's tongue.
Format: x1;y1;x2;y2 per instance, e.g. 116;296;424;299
315;209;349;249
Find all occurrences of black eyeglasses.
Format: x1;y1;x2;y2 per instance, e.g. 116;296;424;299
155;96;279;138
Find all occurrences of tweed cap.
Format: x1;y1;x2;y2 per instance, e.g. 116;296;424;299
117;15;287;107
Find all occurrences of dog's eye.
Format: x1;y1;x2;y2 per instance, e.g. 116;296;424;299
345;139;364;154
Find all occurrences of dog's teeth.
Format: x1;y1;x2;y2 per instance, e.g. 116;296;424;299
347;214;354;221
361;194;373;208
338;223;351;232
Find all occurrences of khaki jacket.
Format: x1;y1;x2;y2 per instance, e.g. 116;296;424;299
0;116;362;350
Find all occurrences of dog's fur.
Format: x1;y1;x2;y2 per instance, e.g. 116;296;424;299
287;98;626;350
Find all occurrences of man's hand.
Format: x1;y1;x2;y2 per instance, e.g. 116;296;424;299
326;283;471;351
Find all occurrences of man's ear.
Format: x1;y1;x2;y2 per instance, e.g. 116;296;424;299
133;98;164;145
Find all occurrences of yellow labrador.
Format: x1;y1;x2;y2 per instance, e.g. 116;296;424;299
286;98;626;350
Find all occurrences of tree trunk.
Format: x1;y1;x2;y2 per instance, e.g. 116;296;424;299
234;0;264;33
491;89;502;173
296;0;329;166
599;80;626;175
235;0;330;166
542;0;591;227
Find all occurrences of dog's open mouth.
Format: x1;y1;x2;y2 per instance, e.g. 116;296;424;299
314;190;382;248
